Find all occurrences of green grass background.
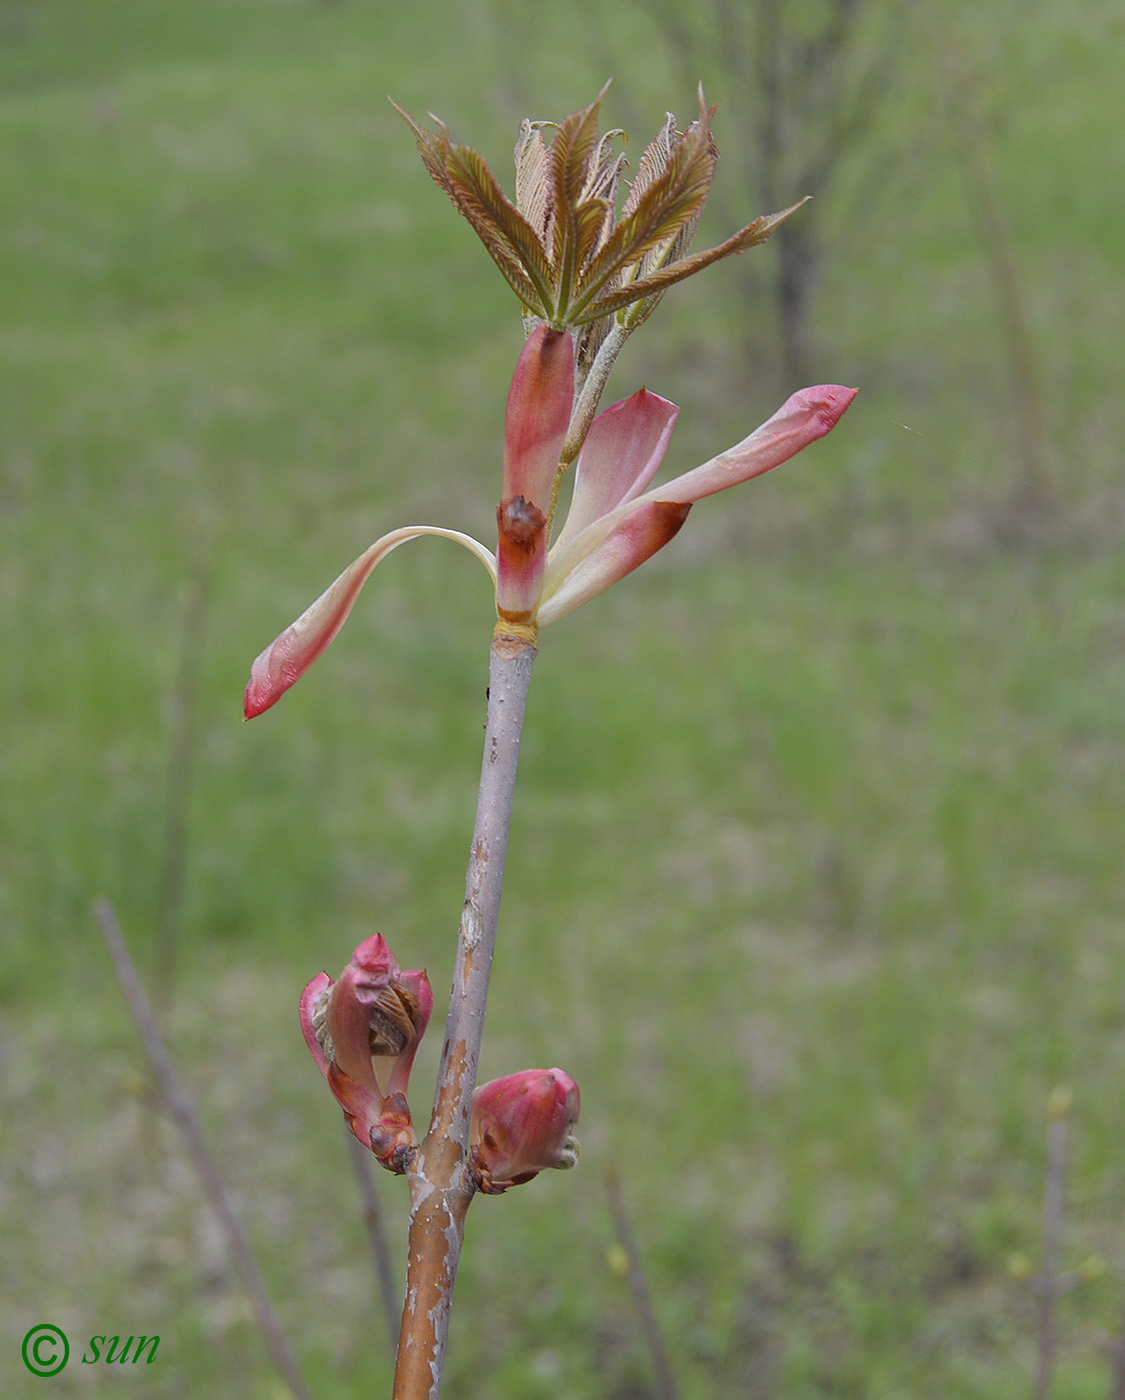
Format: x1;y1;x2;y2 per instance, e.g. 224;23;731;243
2;1;1123;1396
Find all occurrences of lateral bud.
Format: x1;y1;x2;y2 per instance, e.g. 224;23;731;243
469;1068;581;1195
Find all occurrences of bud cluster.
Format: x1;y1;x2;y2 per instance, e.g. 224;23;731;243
300;934;582;1190
244;90;853;715
278;89;855;1213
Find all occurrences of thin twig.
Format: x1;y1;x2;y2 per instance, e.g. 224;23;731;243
93;897;316;1400
1107;1308;1125;1400
392;633;537;1400
345;1130;401;1352
605;1168;681;1400
1033;1090;1071;1400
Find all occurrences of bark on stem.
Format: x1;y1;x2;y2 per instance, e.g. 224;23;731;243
392;631;537;1400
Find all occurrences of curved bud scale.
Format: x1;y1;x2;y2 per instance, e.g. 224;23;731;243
538;498;691;626
653;385;858;506
243;527;496;719
553;388;679;551
502;327;574;506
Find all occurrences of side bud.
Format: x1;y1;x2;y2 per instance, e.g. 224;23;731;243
299;933;434;1172
469;1068;581;1194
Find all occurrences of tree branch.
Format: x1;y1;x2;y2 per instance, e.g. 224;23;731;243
392;633;538;1400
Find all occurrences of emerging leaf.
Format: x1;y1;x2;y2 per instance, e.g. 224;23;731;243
394;88;806;343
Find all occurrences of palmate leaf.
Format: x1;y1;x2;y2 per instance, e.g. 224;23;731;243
394;107;465;208
445;144;556;309
570;201;810;327
572;196;615;272
514;121;554;242
396;90;813;343
549;87;610;219
620;113;679;220
546;90;610;305
450;216;544;315
581;132;628;207
575;121;717;313
394;101;554;316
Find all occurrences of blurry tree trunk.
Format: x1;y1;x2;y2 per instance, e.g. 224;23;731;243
751;0;818;386
1108;1329;1125;1400
773;206;820;388
942;53;1056;534
648;0;897;386
483;0;895;385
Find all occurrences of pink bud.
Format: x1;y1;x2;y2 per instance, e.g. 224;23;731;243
496;326;574;622
502;326;574;507
470;1068;581;1194
299;934;433;1170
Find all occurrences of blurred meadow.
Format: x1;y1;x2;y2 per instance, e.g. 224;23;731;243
2;0;1124;1396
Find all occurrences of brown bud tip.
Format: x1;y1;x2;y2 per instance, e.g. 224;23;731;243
497;494;547;552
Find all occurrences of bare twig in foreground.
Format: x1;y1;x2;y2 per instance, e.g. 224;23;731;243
1033;1089;1070;1400
346;1129;401;1351
1105;1313;1125;1400
605;1167;680;1400
93;897;315;1400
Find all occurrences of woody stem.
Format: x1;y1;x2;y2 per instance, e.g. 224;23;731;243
392;630;537;1400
